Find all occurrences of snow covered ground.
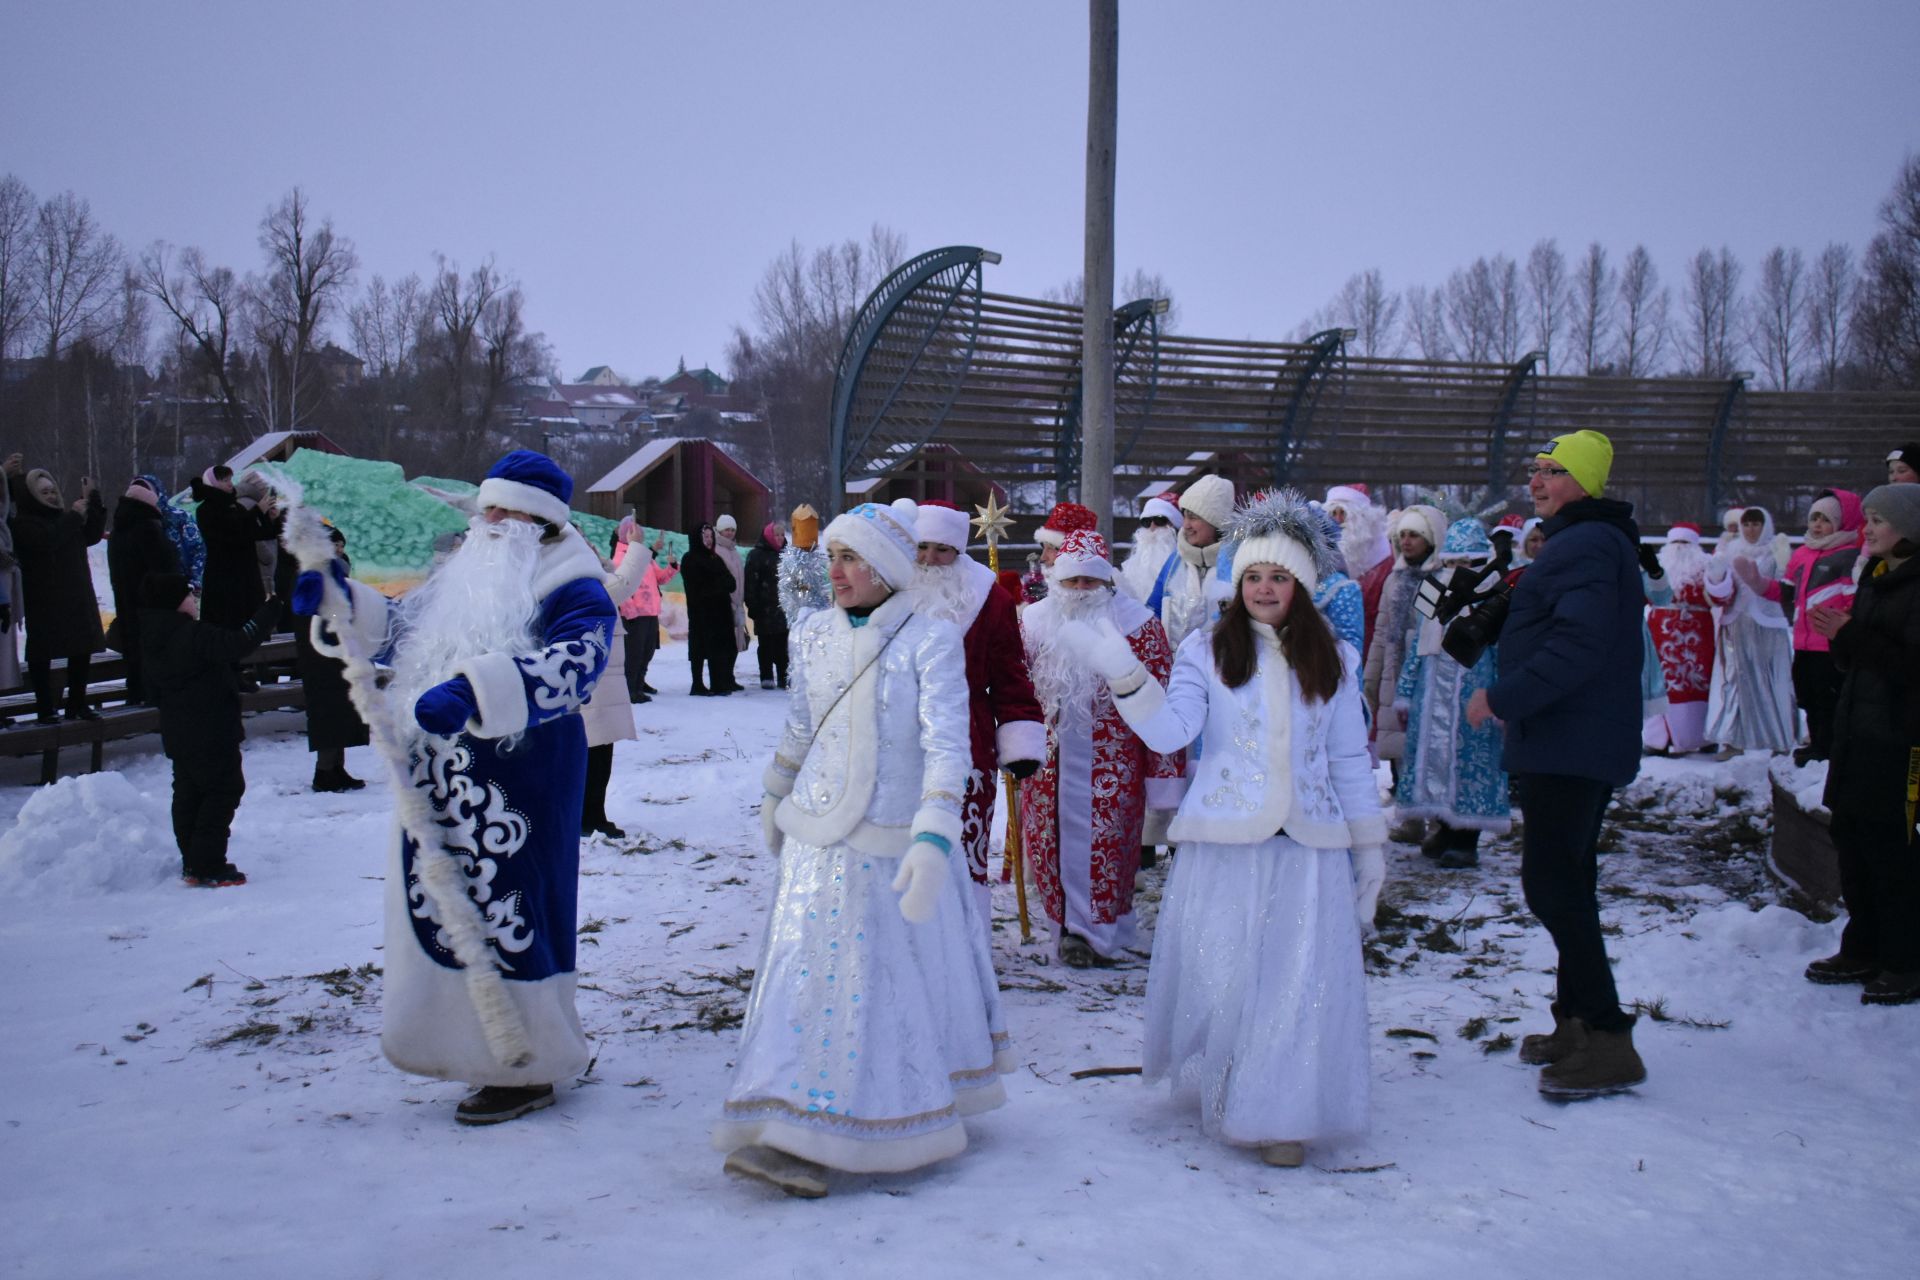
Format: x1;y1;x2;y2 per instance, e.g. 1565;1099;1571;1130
3;650;1917;1279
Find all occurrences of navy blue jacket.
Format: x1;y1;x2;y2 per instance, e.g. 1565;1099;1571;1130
1489;497;1644;786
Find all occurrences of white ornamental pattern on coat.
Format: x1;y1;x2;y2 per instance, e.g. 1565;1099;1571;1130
518;628;610;716
408;740;536;965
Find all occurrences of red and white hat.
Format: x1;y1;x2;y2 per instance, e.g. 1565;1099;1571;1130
914;499;970;551
1324;484;1373;510
1666;522;1703;544
1052;529;1114;582
1036;501;1098;548
1491;512;1527;538
1140;492;1181;525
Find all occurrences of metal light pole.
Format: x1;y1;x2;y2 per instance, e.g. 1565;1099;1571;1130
1081;0;1118;538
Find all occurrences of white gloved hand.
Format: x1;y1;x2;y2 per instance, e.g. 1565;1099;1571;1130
760;794;783;855
1351;845;1385;934
891;841;947;923
1058;617;1145;686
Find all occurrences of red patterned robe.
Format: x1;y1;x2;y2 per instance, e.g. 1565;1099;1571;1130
948;562;1046;891
1020;593;1184;959
1645;576;1715;752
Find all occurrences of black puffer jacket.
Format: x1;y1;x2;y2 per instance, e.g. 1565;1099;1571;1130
107;497;181;652
743;540;787;636
1824;555;1920;831
192;480;276;629
8;476;106;663
140;595;280;759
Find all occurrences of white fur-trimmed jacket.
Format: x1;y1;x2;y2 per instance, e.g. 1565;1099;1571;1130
1112;623;1385;849
762;591;971;856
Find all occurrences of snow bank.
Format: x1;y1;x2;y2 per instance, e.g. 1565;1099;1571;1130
0;772;178;895
1769;754;1830;816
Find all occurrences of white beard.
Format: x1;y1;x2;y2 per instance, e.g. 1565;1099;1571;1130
913;561;979;627
1334;503;1390;577
1123;525;1176;571
1023;587;1114;722
1658;541;1710;587
389;516;543;716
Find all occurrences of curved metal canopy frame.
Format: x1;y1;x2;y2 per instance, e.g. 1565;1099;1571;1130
1706;372;1751;518
1483;351;1545;506
829;246;998;514
1267;329;1347;486
1052;298;1166;501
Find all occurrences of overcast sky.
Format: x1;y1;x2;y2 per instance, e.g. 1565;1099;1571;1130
5;0;1917;382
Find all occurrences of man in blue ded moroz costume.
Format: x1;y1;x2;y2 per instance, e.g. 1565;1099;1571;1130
291;449;615;1126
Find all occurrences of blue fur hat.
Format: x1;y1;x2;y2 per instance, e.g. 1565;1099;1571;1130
1441;516;1492;559
477;449;573;526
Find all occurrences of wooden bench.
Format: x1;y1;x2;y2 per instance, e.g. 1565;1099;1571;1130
0;637;307;784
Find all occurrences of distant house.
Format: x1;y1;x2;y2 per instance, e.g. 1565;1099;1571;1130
312;343;364;387
659;360;745;413
576;365;624;386
846;441;1007;513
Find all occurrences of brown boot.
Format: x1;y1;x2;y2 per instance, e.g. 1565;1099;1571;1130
1538;1017;1646;1100
1518;1002;1576;1065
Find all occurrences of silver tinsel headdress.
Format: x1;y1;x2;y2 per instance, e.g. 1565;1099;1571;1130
1222;487;1343;592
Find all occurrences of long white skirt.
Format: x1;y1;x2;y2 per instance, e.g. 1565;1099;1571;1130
714;835;1013;1173
1705;618;1795;752
1144;834;1370;1147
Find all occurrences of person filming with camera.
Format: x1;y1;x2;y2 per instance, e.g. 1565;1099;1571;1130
1466;429;1648;1099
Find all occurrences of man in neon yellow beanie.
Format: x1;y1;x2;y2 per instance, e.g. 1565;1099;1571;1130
1467;428;1650;1099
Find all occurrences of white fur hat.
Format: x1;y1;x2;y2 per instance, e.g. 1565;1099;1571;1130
1140;493;1181;525
914;500;970;550
1324;484;1372;511
1179;474;1236;531
823;501;918;591
1392;504;1447;551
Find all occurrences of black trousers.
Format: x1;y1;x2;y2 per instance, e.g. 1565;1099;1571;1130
172;749;246;877
623;616;659;698
756;627;789;686
581;743;613;829
1791;650;1841;759
1834;808;1920;973
29;652;92;717
1514;772;1630;1032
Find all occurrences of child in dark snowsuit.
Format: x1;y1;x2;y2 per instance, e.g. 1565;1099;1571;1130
138;573;280;886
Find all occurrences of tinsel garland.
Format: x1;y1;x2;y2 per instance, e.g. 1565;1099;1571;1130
776;545;831;624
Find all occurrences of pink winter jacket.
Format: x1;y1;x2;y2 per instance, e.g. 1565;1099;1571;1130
611;540;679;620
1761;488;1864;653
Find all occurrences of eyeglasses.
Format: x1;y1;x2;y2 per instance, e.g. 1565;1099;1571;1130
1525;464;1571;479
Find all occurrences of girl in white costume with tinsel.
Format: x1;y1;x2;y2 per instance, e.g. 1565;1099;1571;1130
1057;489;1386;1168
717;499;1012;1198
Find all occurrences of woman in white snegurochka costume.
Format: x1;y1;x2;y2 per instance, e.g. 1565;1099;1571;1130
1703;505;1795;753
1057;489;1386;1169
716;498;1012;1198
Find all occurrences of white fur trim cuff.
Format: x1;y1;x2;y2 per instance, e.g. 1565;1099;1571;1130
1346;812;1388;848
762;759;798;797
1111;672;1166;725
476;476;572;527
995;718;1046;766
910;804;964;851
455;651;531;739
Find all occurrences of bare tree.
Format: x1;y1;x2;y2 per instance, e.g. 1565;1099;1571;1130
1491;254;1524;363
1569;242;1615;374
1681;246;1744;377
421;256;550;471
1321;268;1402;357
1747;246;1809;389
1404;284;1452;360
28;190;125;363
348;272;426;380
137;241;253;446
1805;242;1856;390
254;188;358;429
1049;266;1182;333
0;173;34;361
1524;239;1568;371
1616;245;1671;377
1850;155;1920;388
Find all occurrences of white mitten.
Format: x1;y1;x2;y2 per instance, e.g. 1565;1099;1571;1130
760;795;783;855
1351;845;1385;933
1059;617;1145;686
891;842;946;923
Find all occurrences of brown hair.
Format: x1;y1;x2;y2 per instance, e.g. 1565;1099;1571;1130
1211;586;1343;702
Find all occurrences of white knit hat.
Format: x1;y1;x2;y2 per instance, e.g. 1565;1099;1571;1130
1224;489;1336;595
1052;529;1114;582
1179;474;1236;531
1392;504;1446;551
715;513;737;535
823;500;918;590
914;500;970;550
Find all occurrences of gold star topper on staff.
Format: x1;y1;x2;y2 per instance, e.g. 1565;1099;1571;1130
971;493;1013;546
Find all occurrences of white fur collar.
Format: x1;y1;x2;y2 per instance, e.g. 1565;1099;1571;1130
531;526;608;602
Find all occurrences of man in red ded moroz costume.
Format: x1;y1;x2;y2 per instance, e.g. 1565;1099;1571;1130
1026;500;1099;603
